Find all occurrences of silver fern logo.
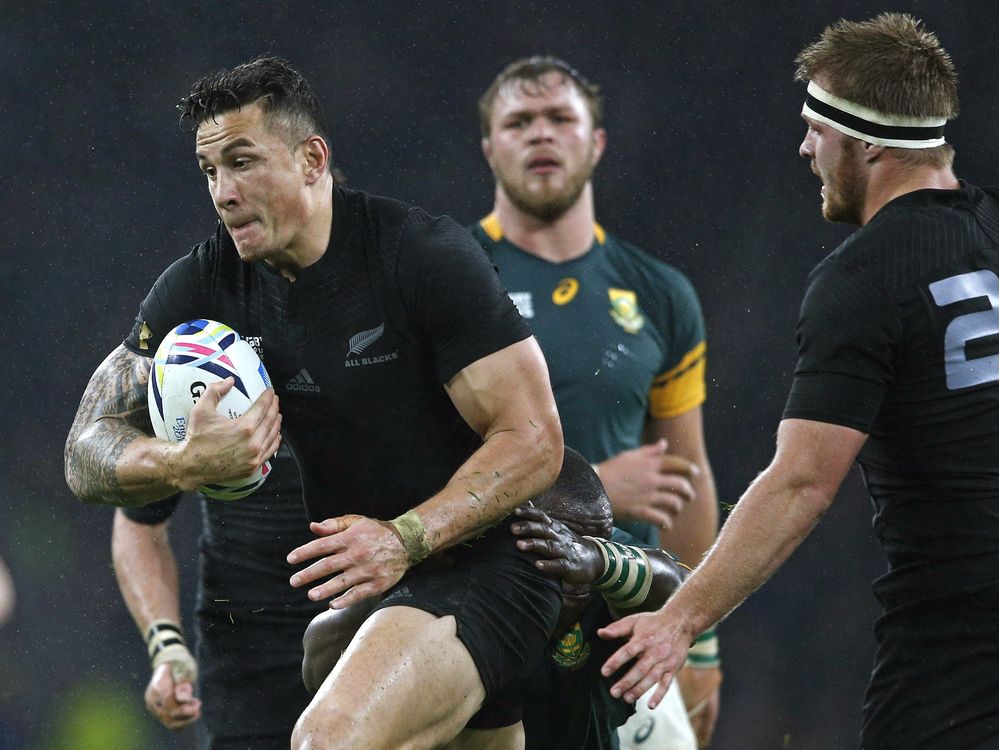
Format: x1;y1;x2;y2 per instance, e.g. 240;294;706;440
346;323;385;357
344;323;400;368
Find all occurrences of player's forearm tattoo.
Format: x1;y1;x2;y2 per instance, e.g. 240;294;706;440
64;346;153;504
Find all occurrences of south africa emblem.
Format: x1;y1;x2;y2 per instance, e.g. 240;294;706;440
551;621;591;669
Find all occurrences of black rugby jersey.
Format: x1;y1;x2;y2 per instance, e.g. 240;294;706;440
124;185;530;523
783;182;998;606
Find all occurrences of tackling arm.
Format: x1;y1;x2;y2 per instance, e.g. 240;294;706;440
287;337;563;607
599;418;867;707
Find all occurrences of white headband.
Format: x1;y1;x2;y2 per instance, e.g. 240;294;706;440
802;81;947;149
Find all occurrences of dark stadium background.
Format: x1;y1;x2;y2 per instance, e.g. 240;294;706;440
1;2;995;748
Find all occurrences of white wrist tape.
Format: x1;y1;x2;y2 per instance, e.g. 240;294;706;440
145;619;198;684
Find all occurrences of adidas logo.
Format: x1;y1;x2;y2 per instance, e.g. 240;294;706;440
285;368;321;393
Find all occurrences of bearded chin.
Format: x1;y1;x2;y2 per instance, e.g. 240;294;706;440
822;150;867;226
501;162;594;223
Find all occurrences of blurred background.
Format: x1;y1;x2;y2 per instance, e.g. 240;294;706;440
1;1;996;748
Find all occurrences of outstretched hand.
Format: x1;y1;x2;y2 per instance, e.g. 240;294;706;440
287;514;410;609
597;607;693;708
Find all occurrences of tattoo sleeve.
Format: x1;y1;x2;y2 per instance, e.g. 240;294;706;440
64;345;158;505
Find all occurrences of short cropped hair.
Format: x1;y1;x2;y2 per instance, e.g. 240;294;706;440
178;56;330;153
478;56;603;137
795;13;958;167
533;447;613;539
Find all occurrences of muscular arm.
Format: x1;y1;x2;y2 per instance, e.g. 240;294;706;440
599;418;866;706
649;408;718;566
288;337;563;606
425;336;563;547
64;346;175;505
65;344;281;506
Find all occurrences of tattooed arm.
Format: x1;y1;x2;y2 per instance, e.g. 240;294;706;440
64;345;283;506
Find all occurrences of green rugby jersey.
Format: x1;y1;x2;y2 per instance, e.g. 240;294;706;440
471;214;707;545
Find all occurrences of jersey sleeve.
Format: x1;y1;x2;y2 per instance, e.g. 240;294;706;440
122;237;217;358
782;257;897;432
395;211;532;383
645;266;707;419
121;494;182;525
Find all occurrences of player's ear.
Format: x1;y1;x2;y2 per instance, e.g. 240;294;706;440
302;136;330;184
591;127;607;167
862;141;885;163
481;137;494;169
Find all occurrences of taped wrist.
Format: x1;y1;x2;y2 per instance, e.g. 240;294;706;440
685;627;720;669
388;510;432;566
145;619;198;684
584;536;653;609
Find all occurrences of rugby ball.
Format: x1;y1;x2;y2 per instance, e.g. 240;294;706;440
148;319;273;500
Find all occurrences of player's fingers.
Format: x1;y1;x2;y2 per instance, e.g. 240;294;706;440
512;505;549;522
646;675;674;711
659;454;699;477
655;474;696;501
256;425;282;465
288;552;348;587
597;614;636;645
643;438;669;455
533;557;573;577
201;377;235;404
634;505;675;530
329;578;384;610
623;666;665;704
510;519;558;540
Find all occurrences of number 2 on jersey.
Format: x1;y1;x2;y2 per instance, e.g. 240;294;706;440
928;269;999;390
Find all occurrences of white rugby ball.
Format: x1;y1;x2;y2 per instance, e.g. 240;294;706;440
148;319;273;500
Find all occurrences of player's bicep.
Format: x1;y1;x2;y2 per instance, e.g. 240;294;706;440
444;337;558;439
69;345;153;438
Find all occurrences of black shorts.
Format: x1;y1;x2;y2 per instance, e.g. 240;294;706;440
374;517;562;728
862;581;998;750
196;616;315;748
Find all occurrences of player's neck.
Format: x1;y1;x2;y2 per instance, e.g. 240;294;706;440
268;175;335;281
861;164;959;226
493;184;597;263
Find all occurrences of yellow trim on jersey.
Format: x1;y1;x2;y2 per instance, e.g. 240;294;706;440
479;213;607;245
480;213;504;241
649;341;707;418
594;222;606;245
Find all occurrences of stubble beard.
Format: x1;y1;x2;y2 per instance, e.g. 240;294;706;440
499;152;595;223
821;147;867;226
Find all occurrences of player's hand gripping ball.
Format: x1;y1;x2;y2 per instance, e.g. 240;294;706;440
148;319;273;500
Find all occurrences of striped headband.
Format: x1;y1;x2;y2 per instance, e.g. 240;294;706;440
802;81;947;149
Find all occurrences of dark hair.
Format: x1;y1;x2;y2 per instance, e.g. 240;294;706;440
795;13;958;167
478;56;603;137
178;56;330;148
533;447;613;538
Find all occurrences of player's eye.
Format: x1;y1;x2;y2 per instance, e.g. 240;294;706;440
233;157;251;169
201;165;217;178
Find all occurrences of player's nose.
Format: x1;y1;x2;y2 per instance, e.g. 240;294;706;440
211;172;240;209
